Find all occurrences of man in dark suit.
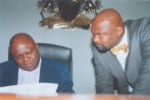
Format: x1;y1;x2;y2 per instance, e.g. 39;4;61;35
91;8;150;95
0;33;74;93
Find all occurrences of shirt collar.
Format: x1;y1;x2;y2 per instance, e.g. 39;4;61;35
19;57;42;72
115;26;128;48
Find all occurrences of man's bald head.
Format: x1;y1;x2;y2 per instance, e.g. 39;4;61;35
91;8;125;52
9;33;40;71
10;33;35;48
92;8;123;28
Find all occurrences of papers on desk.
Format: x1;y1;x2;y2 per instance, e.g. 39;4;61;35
0;83;58;96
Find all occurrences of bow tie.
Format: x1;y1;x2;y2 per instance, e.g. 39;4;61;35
110;44;128;55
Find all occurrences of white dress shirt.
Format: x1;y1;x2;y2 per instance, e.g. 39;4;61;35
18;58;41;84
113;26;133;92
114;26;128;71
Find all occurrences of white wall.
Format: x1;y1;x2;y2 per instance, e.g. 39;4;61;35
0;0;150;94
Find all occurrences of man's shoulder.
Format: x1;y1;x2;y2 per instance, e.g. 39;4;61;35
0;60;17;71
125;17;150;25
125;17;150;34
0;60;15;66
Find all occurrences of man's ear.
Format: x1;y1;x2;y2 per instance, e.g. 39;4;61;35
116;26;124;36
36;43;39;49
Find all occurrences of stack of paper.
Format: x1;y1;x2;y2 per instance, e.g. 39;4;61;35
0;83;58;96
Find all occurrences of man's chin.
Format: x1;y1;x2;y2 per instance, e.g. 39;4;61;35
93;43;109;53
95;46;108;53
98;49;108;53
22;65;37;71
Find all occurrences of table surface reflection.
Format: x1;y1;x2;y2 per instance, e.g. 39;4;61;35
0;93;150;100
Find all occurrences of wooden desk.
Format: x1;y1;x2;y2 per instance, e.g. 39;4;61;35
0;93;150;100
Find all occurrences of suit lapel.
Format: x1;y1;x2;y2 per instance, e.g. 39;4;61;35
7;60;18;85
93;45;127;83
92;45;128;93
102;51;129;93
39;58;50;82
104;51;128;86
10;67;18;85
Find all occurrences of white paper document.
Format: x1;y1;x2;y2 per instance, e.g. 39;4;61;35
0;83;58;96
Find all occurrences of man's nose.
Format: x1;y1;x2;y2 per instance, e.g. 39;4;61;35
22;54;29;61
93;35;100;43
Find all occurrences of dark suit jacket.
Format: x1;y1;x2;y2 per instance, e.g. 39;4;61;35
92;17;150;95
0;58;74;93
